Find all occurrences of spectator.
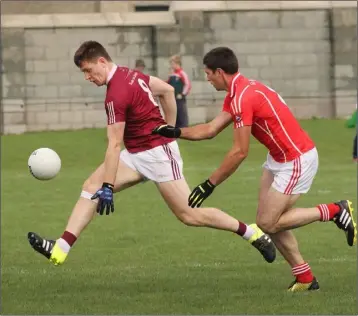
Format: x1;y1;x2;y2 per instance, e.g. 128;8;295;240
167;55;191;128
135;59;146;72
345;107;357;162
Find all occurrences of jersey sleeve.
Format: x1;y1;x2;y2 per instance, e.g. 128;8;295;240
222;93;232;113
178;70;191;96
231;87;255;128
105;91;130;124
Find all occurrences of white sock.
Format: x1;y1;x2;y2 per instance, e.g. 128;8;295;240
242;225;256;240
56;238;71;254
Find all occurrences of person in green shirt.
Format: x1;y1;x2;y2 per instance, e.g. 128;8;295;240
346;108;357;161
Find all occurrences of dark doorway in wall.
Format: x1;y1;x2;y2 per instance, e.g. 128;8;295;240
135;5;169;12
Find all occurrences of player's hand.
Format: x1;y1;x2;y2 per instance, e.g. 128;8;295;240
152;124;181;138
91;183;114;215
188;179;215;208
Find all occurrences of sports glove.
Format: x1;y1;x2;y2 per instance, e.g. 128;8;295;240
91;182;114;215
152;124;181;138
188;179;216;208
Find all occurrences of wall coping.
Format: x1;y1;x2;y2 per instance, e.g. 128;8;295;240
1;11;176;28
2;1;356;29
170;1;357;11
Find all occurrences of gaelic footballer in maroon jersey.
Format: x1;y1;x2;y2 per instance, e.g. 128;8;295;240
105;66;172;153
27;42;277;268
152;46;356;291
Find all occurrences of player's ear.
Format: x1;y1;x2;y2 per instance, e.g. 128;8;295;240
216;68;224;76
98;57;106;66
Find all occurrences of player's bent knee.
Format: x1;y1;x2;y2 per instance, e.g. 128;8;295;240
82;178;100;195
256;217;277;234
174;210;201;227
80;190;95;201
81;179;101;204
177;214;199;226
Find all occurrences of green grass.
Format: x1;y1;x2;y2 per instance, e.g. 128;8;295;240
1;119;357;315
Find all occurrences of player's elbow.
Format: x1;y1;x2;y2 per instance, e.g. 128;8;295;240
233;148;248;159
162;85;175;100
207;125;218;139
108;138;122;150
165;85;175;95
239;149;248;159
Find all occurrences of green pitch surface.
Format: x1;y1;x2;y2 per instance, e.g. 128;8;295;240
2;119;357;315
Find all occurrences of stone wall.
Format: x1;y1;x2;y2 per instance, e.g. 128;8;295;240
2;7;357;134
333;8;357;117
157;10;337;120
2;26;154;133
1;1;134;15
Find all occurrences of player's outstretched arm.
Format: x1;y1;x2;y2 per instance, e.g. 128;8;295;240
149;76;176;126
209;125;251;186
188;126;251;207
152;111;232;141
103;122;124;184
91;122;124;215
181;111;232;140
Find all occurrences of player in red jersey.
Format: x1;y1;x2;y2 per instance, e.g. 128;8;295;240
153;47;357;292
27;42;276;266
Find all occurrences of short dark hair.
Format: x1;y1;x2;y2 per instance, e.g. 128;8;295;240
203;47;239;74
135;59;146;67
74;41;112;67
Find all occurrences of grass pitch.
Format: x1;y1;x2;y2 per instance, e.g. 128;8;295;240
1;119;357;314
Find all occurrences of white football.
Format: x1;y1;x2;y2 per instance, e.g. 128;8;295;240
28;148;61;180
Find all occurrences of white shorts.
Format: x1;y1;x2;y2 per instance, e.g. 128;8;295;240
263;148;319;195
120;141;183;183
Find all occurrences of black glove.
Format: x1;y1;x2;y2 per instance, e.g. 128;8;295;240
152;124;181;138
91;182;114;215
188;179;216;208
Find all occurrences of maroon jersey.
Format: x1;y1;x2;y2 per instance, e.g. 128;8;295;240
105;66;172;153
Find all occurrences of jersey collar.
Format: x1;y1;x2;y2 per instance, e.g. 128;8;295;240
229;72;241;97
106;64;118;85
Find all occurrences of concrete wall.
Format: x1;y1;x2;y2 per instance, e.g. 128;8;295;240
0;1;170;14
1;1;134;14
2;26;154;133
333;8;357;117
157;10;335;120
1;1;99;14
2;7;357;134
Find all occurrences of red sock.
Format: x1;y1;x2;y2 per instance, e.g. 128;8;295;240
317;203;340;222
292;262;314;283
236;221;247;236
61;231;77;247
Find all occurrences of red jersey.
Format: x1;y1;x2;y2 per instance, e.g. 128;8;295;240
105;66;172;153
223;73;315;162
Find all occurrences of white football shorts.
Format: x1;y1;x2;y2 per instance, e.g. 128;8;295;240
263;147;319;195
120;141;183;183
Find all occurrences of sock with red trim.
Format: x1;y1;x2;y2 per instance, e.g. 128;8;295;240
317;203;340;222
292;262;314;283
